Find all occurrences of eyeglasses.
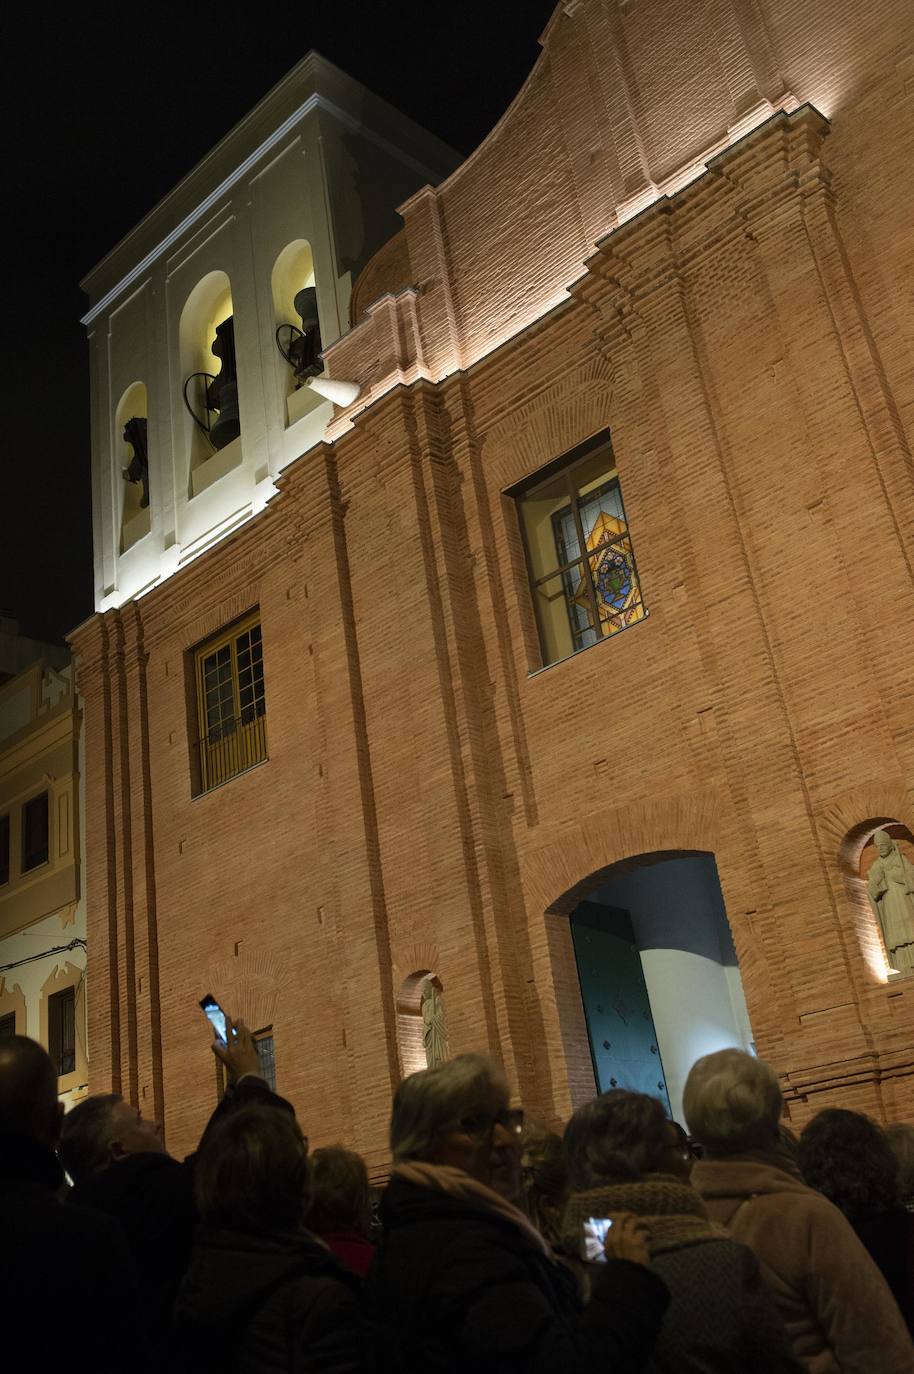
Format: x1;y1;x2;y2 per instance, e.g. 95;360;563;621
455;1107;525;1140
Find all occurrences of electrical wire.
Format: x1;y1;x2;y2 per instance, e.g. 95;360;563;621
0;937;86;974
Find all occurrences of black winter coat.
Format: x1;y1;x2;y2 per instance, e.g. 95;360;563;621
0;1133;144;1373
849;1206;914;1334
173;1227;364;1374
371;1175;669;1374
67;1073;293;1348
69;1148;194;1338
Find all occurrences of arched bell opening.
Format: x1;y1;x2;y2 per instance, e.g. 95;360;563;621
116;381;149;551
271;239;323;428
179;271;239;483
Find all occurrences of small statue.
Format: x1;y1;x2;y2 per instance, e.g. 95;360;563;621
868;829;914;973
421;979;448;1069
121;417;149;509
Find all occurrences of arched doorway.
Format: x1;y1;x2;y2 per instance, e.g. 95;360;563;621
569;852;753;1121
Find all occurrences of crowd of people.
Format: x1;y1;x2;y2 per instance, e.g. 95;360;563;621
3;1021;914;1373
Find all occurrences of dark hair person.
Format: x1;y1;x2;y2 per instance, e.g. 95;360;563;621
799;1108;914;1333
370;1053;668;1373
686;1049;914;1373
563;1088;802;1373
60;1014;294;1357
306;1145;376;1277
174;1105;364;1372
886;1123;914;1211
0;1036;142;1374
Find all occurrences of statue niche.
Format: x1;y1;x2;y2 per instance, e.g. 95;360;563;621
421;978;448;1069
867;828;914;973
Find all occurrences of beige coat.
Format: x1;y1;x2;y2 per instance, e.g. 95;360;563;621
693;1152;914;1373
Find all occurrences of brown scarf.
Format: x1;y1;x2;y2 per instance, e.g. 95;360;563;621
564;1174;729;1257
394;1160;552;1257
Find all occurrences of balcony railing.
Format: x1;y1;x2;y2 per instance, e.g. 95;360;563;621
197;712;268;794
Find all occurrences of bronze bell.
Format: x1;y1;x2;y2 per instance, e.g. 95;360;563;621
122;417;150;508
275;287;323;385
205;316;241;450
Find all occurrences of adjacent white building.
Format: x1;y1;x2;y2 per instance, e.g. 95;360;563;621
0;619;87;1109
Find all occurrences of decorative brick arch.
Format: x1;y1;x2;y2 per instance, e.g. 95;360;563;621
520;789;736;1117
204;949;293;1032
523;789;724;917
482;357;616;493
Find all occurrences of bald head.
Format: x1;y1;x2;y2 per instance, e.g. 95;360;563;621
0;1035;62;1145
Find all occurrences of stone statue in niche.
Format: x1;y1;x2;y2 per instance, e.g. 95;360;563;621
121;417;149;509
421;978;448;1069
867;828;914;973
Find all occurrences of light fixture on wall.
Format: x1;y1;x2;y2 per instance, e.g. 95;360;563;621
306;375;361;408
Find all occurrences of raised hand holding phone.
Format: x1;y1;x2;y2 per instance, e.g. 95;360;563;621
213;1013;262;1083
582;1212;652;1268
603;1213;652;1267
199;994;228;1045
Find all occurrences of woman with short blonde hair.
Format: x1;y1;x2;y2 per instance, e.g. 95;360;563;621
373;1053;669;1373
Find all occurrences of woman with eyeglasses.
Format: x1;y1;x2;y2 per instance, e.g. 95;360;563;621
370;1053;669;1374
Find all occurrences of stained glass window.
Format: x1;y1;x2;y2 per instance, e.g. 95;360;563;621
515;436;645;666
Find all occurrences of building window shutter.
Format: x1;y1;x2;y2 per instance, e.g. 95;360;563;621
0;814;9;885
22;792;49;871
49;987;76;1076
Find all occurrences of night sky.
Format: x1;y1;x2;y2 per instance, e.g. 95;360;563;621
0;0;557;646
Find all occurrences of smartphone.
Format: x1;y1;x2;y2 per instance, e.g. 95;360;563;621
581;1216;613;1263
199;994;228;1045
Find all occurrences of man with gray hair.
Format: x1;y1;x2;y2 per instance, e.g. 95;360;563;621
60;1016;293;1356
686;1048;914;1372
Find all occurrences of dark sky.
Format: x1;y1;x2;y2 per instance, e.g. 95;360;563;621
0;0;557;645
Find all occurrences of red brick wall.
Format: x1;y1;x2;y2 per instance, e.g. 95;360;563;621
72;0;914;1161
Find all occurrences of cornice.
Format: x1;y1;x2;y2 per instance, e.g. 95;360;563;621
576;104;831;314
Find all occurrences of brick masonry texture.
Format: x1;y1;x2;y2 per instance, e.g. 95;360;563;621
72;0;914;1165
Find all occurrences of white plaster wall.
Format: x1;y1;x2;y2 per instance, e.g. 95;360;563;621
0;671;88;1110
0;910;88;1110
640;947;754;1124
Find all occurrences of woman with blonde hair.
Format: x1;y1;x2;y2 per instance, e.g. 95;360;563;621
371;1053;669;1373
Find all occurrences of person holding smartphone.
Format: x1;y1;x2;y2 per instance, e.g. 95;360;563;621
371;1053;669;1374
59;1000;294;1360
563;1086;806;1373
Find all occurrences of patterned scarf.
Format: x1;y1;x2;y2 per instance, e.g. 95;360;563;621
563;1174;729;1257
394;1160;552;1257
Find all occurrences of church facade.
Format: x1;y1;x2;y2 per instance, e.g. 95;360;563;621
72;1;914;1168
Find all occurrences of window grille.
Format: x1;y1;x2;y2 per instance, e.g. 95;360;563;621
193;613;267;793
513;436;646;668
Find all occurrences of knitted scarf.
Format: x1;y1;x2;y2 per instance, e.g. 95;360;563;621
564;1174;729;1257
394;1160;552;1257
